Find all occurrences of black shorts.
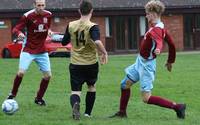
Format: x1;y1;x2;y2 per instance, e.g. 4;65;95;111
69;62;99;91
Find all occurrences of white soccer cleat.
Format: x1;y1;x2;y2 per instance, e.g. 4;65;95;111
84;113;92;118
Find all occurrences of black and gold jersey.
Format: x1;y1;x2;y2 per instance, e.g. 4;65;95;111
68;20;98;65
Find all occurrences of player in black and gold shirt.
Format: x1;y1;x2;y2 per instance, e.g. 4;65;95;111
62;0;108;120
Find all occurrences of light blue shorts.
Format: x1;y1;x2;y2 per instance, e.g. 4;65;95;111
19;52;51;72
121;55;156;92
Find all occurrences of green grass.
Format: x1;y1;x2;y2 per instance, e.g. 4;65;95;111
0;52;200;125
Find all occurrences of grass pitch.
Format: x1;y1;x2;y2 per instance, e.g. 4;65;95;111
0;52;200;125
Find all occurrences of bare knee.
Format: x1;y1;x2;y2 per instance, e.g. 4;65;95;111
141;92;151;103
121;79;134;89
88;85;96;92
43;75;51;80
17;70;25;77
71;91;81;96
142;96;149;103
43;71;51;80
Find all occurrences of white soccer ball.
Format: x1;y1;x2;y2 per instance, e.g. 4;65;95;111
2;99;19;115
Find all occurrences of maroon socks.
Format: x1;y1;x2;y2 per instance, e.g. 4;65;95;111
119;89;130;113
147;95;180;110
11;75;23;96
36;78;50;99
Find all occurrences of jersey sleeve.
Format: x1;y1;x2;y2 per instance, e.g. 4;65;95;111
48;13;52;28
12;15;27;36
149;27;164;51
164;30;176;63
62;25;71;46
89;25;100;41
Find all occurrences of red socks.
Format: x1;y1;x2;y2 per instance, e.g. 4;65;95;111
11;75;50;100
36;78;50;99
11;75;23;96
147;95;180;110
119;90;181;113
119;89;130;113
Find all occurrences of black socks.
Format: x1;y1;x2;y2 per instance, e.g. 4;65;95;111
70;94;80;108
85;92;96;115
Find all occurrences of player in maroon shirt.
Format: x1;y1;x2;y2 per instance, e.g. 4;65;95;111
7;0;52;106
110;0;186;119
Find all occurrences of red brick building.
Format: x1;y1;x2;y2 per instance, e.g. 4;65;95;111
0;0;200;56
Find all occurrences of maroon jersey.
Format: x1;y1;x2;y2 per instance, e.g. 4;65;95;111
12;9;52;54
140;22;176;63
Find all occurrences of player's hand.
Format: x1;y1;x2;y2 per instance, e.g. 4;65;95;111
165;62;172;72
99;54;108;65
154;48;161;55
18;33;25;41
48;30;53;36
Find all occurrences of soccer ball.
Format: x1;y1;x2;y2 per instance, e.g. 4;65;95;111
2;99;19;115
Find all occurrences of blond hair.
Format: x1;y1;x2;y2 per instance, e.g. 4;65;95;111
35;0;45;3
145;0;165;15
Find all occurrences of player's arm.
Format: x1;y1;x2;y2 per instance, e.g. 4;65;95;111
47;14;53;36
48;29;53;36
164;30;176;72
90;25;108;65
12;15;27;40
62;25;71;46
150;27;163;55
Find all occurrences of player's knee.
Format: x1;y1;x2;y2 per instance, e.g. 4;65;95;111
43;72;51;80
71;91;81;96
44;75;51;80
121;78;133;89
141;93;151;103
17;70;25;77
142;97;149;103
121;86;130;90
17;72;24;77
88;85;96;92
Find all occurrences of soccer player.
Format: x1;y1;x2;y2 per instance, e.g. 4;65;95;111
62;0;108;120
110;0;186;119
7;0;52;106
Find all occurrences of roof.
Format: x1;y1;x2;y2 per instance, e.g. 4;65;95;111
1;0;200;11
0;0;200;17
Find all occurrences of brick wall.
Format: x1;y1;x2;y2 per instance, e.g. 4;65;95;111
0;15;184;58
92;17;106;45
0;19;12;57
162;15;184;51
50;17;78;33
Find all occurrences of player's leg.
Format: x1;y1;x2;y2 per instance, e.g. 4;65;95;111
140;62;186;119
84;85;96;117
69;63;84;120
110;61;139;118
109;76;136;118
142;91;186;119
34;71;51;106
34;52;51;106
71;91;81;120
84;62;98;117
8;52;33;99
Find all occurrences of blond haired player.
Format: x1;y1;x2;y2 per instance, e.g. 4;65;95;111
110;0;186;119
